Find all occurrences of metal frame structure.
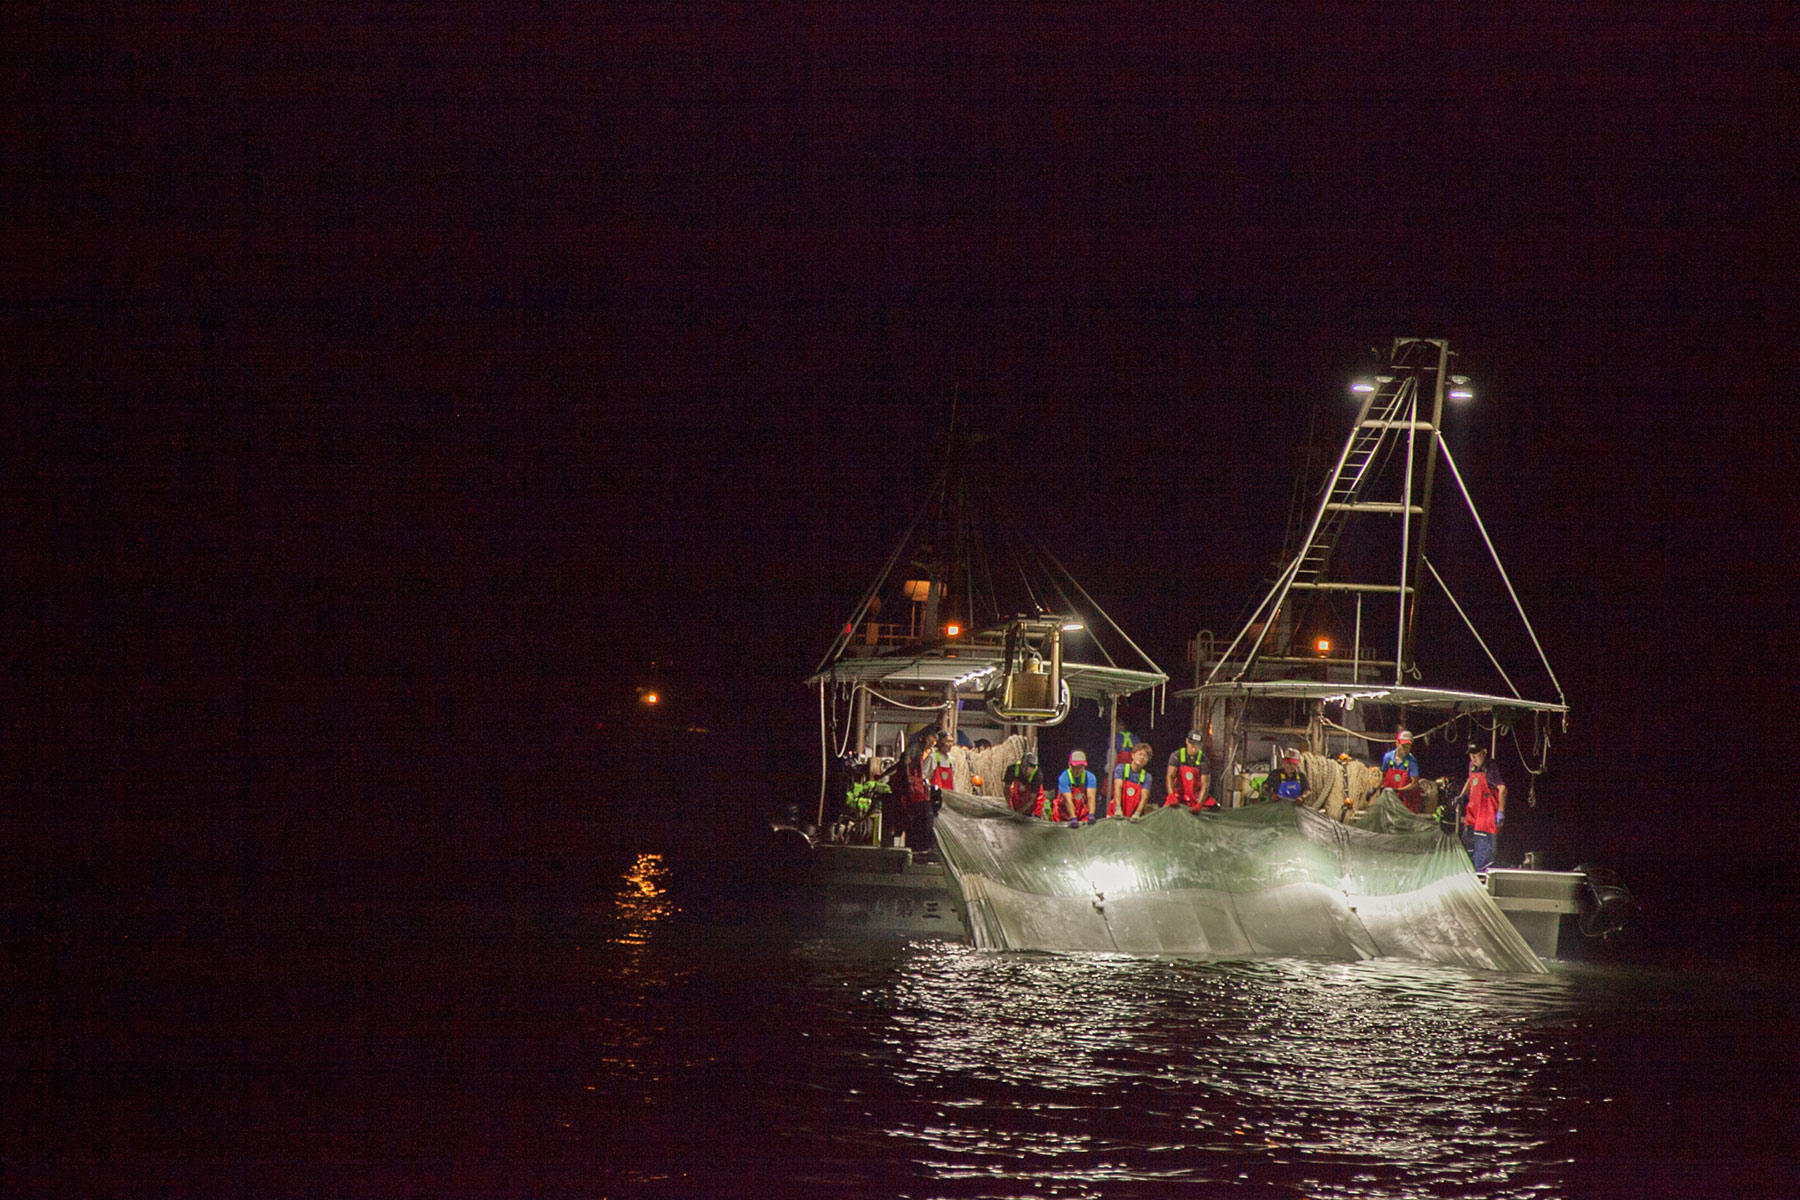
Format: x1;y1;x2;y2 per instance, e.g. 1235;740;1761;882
1202;338;1563;705
1181;339;1566;788
810;432;1167;825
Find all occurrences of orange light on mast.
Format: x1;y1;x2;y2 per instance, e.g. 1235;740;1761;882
640;690;660;706
1315;638;1332;655
944;623;962;638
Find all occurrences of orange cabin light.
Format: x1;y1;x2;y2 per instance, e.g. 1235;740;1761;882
945;623;962;637
1315;638;1332;655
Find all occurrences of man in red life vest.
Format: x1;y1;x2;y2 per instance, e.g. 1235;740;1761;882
1109;741;1155;818
1003;751;1045;815
1056;750;1098;824
1456;743;1507;872
1165;729;1215;810
1380;729;1426;812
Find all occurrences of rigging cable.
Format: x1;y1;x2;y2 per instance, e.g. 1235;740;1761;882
1419;554;1523;698
1435;435;1567;707
812;460;949;677
1033;537;1167;674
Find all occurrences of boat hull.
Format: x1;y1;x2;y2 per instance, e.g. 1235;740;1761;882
802;843;968;940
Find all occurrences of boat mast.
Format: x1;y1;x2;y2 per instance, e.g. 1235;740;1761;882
1400;337;1450;676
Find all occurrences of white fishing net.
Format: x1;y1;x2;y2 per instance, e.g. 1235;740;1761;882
933;789;1545;973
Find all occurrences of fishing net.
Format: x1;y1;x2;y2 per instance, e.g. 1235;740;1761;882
1293;752;1443;821
933;790;1544;973
948;735;1028;800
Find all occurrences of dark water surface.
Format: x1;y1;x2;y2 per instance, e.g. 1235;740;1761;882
10;849;1799;1198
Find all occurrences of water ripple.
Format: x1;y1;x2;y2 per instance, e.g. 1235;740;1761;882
574;884;1797;1198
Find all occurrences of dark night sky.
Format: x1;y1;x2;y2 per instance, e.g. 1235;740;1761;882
8;4;1800;880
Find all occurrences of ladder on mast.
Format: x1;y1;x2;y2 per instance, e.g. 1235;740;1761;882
1209;338;1454;685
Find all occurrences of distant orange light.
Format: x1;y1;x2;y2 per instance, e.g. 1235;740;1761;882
945;623;962;637
641;691;660;705
1315;638;1332;655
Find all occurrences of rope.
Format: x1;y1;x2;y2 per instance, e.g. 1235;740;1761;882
1319;711;1459;745
861;687;953;713
1295;751;1388;821
1512;714;1552;778
816;683;829;825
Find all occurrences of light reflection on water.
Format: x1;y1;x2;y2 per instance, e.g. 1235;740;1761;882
609;852;678;947
583;864;1796;1199
861;949;1583;1197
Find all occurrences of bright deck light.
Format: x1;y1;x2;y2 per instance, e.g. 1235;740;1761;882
945;623;961;637
1315;638;1332;654
1350;380;1375;394
1061;621;1084;632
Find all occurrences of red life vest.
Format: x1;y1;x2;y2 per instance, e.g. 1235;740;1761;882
1005;766;1043;814
1380;750;1417;791
1167;747;1208;810
1465;769;1502;834
1058;769;1095;821
1111;765;1150;817
905;763;929;808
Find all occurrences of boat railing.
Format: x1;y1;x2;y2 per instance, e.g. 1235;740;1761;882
842;621;916;656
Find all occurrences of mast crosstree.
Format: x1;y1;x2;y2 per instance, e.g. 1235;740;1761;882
1204;338;1563;710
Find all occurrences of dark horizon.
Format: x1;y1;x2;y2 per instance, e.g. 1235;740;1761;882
7;5;1800;900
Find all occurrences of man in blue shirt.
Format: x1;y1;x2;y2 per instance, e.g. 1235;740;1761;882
1379;729;1424;812
1056;750;1099;824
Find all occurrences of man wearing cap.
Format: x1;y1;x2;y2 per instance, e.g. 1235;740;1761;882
1455;743;1507;872
1165;730;1214;811
1262;749;1310;804
1380;730;1425;812
1055;750;1099;824
1003;751;1046;817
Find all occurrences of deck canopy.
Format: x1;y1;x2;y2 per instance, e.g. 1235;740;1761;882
811;646;1165;703
1177;679;1566;720
812;429;1167;708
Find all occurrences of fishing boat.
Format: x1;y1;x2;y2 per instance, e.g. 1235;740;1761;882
1166;337;1633;960
793;343;1632;966
783;432;1169;941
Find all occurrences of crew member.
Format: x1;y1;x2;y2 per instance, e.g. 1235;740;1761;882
1109;742;1155;818
1112;729;1137;777
1056;750;1099;824
1165;729;1215;810
900;739;934;852
1262;749;1311;804
1380;730;1425;812
1456;743;1507;872
1004;751;1046;816
923;730;957;799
